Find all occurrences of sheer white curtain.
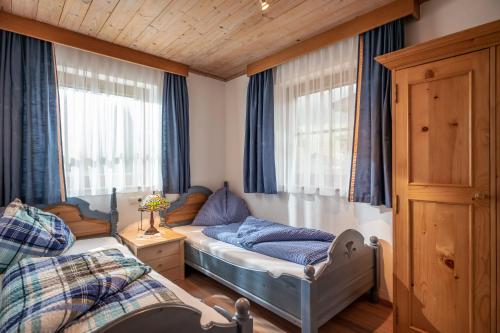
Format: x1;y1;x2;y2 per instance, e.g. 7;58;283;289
274;36;358;196
55;45;163;196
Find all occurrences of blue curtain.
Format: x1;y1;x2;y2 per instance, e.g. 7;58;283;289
349;20;405;208
162;72;190;194
0;30;61;206
244;69;277;194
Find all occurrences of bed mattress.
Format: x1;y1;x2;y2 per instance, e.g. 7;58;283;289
173;225;326;279
0;237;227;326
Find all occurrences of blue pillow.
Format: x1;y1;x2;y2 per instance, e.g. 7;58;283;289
192;187;250;226
0;204;75;273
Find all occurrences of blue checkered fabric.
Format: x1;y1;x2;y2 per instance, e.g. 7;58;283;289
203;217;335;265
0;249;181;333
0;205;75;273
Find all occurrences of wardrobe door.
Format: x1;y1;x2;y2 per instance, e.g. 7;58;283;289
496;45;500;332
393;49;491;333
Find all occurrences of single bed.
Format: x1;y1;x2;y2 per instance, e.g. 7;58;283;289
173;225;327;279
162;185;380;333
0;190;253;333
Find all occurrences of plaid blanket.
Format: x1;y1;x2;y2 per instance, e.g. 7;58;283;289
0;249;181;333
0;205;75;273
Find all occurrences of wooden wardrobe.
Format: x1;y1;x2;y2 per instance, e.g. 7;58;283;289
377;20;500;333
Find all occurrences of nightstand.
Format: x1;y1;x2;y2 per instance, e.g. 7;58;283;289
119;228;186;282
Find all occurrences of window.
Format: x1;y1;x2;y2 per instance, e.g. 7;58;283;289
274;37;358;196
55;45;163;196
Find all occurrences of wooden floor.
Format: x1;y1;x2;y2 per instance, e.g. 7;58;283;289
178;269;393;333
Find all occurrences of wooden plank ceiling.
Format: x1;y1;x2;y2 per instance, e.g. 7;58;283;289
0;0;394;80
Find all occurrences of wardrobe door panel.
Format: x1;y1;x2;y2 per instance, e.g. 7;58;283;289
409;73;471;186
394;49;491;333
409;201;471;333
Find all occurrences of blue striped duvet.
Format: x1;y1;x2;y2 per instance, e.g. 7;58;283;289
202;217;335;265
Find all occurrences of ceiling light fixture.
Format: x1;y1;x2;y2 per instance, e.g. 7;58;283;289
261;0;269;11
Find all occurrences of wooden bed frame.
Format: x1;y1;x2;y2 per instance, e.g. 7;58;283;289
3;190;253;333
161;184;380;333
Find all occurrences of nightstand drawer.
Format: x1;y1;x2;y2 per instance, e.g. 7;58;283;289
159;266;182;282
144;254;179;273
138;242;179;261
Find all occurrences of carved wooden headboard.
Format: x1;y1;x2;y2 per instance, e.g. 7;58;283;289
160;186;213;227
41;188;118;239
6;185;211;237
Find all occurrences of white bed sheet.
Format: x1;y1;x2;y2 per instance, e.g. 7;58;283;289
64;237;228;325
173;225;326;279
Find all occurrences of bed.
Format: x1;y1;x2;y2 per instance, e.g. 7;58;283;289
162;185;380;333
0;189;253;333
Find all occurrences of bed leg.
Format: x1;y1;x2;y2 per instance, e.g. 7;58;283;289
233;298;253;333
301;266;318;333
301;319;318;333
369;236;380;303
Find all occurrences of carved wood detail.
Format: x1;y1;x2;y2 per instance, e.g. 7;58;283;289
160;186;213;227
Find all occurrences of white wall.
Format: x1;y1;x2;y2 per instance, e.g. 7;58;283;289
406;0;500;46
187;73;226;190
79;73;226;232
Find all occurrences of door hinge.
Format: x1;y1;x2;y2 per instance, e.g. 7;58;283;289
395;195;400;214
395;84;399;103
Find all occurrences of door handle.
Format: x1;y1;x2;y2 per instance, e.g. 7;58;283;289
472;192;488;200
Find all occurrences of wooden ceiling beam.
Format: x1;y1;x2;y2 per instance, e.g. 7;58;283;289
0;11;189;76
246;0;420;76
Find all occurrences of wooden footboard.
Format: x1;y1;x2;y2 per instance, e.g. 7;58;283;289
300;230;379;333
96;298;252;333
